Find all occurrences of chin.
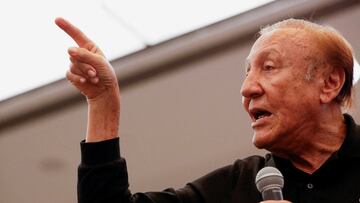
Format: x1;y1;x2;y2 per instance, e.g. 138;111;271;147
251;131;274;149
252;134;264;149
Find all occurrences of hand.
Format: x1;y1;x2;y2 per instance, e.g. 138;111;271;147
55;17;120;142
55;17;119;103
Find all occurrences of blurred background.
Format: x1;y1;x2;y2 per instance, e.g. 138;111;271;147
0;0;359;202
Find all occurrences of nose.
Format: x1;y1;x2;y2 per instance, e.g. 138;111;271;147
240;70;264;100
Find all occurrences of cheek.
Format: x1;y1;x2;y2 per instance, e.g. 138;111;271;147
267;86;310;123
270;77;315;106
273;92;317;131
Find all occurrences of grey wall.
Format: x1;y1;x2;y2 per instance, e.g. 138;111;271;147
0;2;359;203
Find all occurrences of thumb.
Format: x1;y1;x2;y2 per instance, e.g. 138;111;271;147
68;47;106;68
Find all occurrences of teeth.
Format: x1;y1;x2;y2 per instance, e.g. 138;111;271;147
256;113;270;120
252;110;271;121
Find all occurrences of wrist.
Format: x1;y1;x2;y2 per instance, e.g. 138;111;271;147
86;89;120;143
87;85;120;107
86;106;120;142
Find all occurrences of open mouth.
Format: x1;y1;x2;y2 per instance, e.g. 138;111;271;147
250;108;272;121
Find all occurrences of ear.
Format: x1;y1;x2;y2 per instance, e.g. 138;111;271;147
320;67;345;104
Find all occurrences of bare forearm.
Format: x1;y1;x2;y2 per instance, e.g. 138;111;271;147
86;91;120;142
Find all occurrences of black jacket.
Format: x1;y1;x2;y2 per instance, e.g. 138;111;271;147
78;114;360;203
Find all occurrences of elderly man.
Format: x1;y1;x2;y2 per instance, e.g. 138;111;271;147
55;17;359;203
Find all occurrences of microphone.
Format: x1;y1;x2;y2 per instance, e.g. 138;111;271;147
255;166;284;200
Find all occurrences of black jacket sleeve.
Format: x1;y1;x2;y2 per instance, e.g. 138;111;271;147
77;138;205;203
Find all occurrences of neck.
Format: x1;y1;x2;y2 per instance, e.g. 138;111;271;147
274;104;346;174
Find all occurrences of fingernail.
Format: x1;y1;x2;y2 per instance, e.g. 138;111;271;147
80;78;86;83
68;47;77;56
91;77;99;84
88;70;96;77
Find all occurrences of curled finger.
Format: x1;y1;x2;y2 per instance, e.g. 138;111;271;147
69;63;83;76
66;70;86;84
70;56;97;78
68;47;106;68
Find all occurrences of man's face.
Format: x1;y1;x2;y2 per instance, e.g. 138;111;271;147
241;29;322;152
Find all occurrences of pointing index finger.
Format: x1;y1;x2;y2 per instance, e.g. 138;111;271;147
55;17;93;48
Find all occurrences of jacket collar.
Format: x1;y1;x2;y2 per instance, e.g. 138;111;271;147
337;113;360;158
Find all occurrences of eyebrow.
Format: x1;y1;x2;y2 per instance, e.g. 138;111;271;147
244;47;281;72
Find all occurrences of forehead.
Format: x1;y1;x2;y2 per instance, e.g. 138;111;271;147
247;28;311;63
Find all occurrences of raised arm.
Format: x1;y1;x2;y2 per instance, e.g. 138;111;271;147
55;18;207;203
55;17;120;142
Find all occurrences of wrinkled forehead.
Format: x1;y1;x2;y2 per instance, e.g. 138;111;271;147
246;28;312;64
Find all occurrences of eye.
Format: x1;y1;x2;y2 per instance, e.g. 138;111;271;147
263;60;276;71
245;66;251;77
264;65;274;71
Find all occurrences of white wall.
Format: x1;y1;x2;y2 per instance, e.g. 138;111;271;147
0;2;359;203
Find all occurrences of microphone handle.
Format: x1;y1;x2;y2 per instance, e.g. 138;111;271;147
262;187;283;200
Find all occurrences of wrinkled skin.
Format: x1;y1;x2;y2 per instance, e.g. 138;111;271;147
241;29;322;155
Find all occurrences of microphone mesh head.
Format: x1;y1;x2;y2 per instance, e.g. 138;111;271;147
255;166;284;192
